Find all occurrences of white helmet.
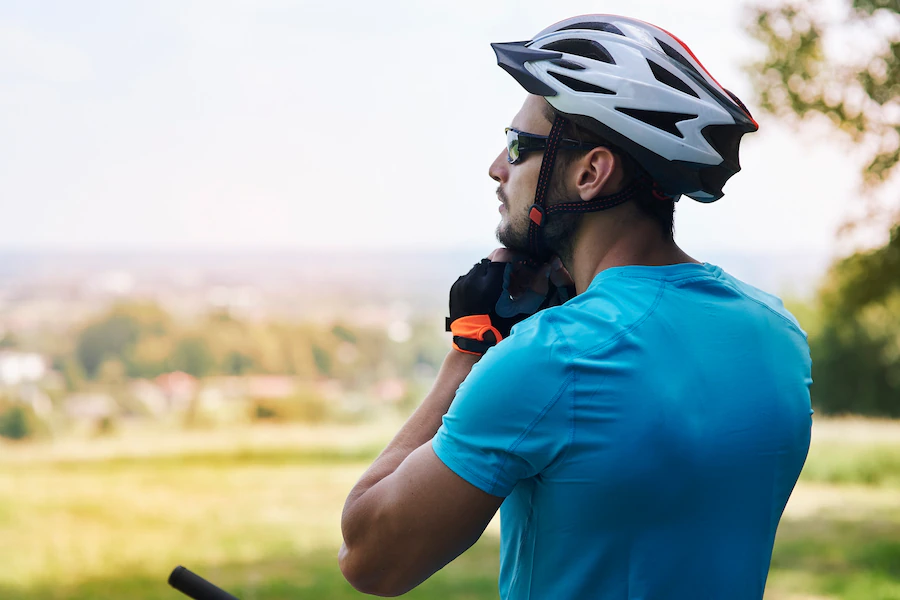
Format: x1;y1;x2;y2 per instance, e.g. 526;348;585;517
492;15;758;201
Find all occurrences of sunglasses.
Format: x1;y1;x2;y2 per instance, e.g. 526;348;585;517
505;127;601;164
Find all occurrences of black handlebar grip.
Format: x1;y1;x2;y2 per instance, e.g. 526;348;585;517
168;566;240;600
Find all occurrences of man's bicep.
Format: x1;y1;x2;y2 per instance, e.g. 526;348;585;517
365;442;504;594
433;325;573;495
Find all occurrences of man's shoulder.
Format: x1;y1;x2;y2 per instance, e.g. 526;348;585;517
712;268;807;338
508;273;667;355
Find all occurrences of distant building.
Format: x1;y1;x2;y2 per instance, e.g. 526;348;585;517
129;379;169;416
63;393;117;420
374;378;407;404
154;371;198;412
17;384;52;418
245;376;296;399
0;351;47;386
201;375;297;401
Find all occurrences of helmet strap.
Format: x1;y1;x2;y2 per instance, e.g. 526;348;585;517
524;116;675;266
544;178;646;218
526;113;569;264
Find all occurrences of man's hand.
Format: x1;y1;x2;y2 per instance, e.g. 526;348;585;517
447;249;575;355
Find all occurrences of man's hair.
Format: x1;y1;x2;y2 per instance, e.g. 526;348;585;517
541;102;675;240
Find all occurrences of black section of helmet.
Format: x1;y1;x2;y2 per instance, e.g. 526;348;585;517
654;39;757;132
557;109;754;201
542;39;616;64
556;21;625;36
491;42;562;96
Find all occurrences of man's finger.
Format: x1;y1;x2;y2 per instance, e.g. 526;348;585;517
549;259;574;287
487;248;526;263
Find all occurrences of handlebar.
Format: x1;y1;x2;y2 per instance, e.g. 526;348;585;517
168;566;240;600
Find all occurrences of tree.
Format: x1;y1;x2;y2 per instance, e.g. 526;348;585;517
171;337;215;378
75;302;174;379
746;0;900;416
746;0;900;187
76;314;142;379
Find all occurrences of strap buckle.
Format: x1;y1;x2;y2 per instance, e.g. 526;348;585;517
529;204;545;227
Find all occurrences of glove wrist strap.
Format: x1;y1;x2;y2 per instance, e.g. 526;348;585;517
447;314;504;356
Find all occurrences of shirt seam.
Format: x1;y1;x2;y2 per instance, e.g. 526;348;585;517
489;368;575;494
432;436;503;495
544;313;577;476
572;278;667;360
715;278;807;337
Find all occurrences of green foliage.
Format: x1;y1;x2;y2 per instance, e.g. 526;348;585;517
76;314;141;378
62;300;446;422
171;336;215;377
311;344;332;377
747;0;900;416
813;323;900;416
822;222;900;314
250;392;330;424
770;517;900;600
804;226;900;416
331;324;357;344
0;400;46;440
60;356;85;391
2;421;898;600
746;0;900;184
0;405;32;440
223;351;254;375
75;303;173;379
0;332;19;348
802;442;900;485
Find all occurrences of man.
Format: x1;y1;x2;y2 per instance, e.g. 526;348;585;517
339;15;812;599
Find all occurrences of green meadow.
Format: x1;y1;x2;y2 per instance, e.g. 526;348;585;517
1;418;898;600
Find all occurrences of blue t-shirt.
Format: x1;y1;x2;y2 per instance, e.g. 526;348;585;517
432;263;812;600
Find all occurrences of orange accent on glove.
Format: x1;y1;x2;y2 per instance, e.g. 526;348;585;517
449;314;504;355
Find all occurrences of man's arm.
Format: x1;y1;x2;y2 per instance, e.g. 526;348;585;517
338;350;504;596
339;250;571;596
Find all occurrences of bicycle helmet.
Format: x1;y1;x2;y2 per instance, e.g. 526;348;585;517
492;15;758;202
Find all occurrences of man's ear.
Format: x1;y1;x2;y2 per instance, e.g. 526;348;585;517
573;147;624;201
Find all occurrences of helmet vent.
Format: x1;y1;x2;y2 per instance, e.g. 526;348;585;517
542;39;615;65
656;39;703;80
647;60;700;98
548;71;615;95
558;22;625;36
549;59;586;71
615;108;696;139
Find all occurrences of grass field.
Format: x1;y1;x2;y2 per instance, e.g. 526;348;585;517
1;417;899;600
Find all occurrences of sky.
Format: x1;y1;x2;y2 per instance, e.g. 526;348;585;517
0;0;870;260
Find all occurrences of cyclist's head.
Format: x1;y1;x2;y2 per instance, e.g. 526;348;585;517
489;15;757;261
493;15;757;201
490;95;635;264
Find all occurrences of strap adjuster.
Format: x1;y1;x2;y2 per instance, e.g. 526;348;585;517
529;204;544;226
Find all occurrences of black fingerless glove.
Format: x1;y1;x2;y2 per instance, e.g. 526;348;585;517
446;259;575;356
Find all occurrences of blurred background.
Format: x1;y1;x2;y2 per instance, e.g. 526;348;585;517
1;0;898;598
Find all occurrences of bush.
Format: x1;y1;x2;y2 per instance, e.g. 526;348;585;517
250;391;330;424
0;405;37;440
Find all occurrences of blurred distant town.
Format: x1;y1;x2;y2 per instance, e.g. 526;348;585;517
0;248;829;440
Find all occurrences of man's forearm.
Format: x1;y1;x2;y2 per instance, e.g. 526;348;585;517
341;350;479;511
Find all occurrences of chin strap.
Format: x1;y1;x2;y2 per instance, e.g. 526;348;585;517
524;114;675;266
526;113;568;264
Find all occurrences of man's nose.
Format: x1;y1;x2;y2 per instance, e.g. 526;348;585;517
489;148;509;183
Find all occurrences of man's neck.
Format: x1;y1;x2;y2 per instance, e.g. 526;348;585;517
566;211;699;294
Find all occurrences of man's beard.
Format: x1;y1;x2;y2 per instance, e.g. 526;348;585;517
495;180;584;268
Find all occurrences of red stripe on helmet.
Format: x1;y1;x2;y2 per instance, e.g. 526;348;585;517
645;20;759;127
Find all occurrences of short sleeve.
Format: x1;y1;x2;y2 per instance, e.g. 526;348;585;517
432;315;573;497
